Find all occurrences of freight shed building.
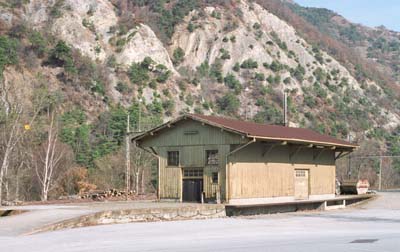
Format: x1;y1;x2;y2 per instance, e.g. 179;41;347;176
133;114;357;204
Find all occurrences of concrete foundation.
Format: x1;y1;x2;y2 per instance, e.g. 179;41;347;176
30;204;226;234
226;194;375;216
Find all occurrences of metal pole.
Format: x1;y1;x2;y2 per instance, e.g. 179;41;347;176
283;91;287;126
125;114;130;200
379;157;383;191
347;135;352;179
138;99;142;132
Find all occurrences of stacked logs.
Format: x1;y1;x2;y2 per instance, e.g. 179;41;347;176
80;189;134;200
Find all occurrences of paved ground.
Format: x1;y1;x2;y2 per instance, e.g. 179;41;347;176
0;201;208;236
1;192;400;251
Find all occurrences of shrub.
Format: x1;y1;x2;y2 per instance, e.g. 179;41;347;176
28;31;47;57
304;95;317;108
220;48;231;60
253;23;261;29
185;94;194;106
196;61;209;77
253;103;283;124
255;72;265;81
313;82;327;98
106;55;117;68
48;40;76;74
0;35;18;75
115;82;129;93
314;51;324;64
240;59;258;69
187;22;194;32
210;60;223;83
217;93;240;114
149;80;157;89
283;77;291;84
141;56;155;69
273;75;281;85
224;73;242;94
173;47;185;65
91;80;105;95
155;64;171;83
129;62;149;85
211;10;221;19
269;60;283;72
232;62;240;72
82;18;95;33
266;75;274;84
313;67;326;82
292;64;305;82
162;99;175;116
50;0;65;18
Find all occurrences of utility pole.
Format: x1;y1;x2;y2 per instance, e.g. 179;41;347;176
138;98;142;132
283;91;288;126
125;114;130;200
379;156;383;191
347;135;352;179
135;99;142;195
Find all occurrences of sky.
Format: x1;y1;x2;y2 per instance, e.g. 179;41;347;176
294;0;400;32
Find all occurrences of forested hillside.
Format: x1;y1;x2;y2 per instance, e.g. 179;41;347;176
1;0;400;204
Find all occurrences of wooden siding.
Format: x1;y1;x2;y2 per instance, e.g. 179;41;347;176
142;119;243;201
157;147;181;199
140;119;247;147
203;145;230;200
228;142;336;200
138;118;337;203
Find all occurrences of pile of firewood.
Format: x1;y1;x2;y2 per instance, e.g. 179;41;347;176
80;189;134;200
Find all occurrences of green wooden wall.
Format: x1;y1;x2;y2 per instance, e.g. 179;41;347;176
138;119;247;201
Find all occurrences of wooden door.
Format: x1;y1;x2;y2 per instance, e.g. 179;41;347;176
294;169;309;200
182;179;203;202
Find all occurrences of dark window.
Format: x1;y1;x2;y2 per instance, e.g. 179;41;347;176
212;172;218;184
206;150;219;165
167;151;179;166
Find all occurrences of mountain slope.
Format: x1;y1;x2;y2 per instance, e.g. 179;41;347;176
1;0;400;181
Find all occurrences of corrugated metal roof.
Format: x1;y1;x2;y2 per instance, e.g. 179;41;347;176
189;114;357;148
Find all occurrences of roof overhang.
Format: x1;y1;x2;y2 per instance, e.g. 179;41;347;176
132;114;358;151
249;135;358;150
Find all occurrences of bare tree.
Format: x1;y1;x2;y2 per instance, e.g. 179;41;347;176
132;147;156;195
34;111;66;201
0;80;45;205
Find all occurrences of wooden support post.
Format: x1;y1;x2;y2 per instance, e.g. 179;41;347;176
313;148;325;161
262;144;275;157
289;146;302;160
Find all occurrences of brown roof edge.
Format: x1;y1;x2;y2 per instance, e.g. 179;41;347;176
188;114;358;149
248;135;358;149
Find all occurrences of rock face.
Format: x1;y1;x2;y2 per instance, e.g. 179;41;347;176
24;0;176;71
169;0;400;127
2;0;400;134
115;24;176;73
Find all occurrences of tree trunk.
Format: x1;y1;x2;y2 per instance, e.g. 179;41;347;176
15;172;19;201
140;168;145;194
0;149;10;205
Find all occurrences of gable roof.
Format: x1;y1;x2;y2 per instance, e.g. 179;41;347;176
133;114;358;149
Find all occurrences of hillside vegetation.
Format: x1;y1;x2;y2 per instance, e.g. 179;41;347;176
1;0;400;203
